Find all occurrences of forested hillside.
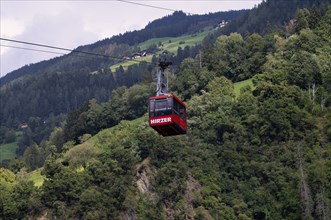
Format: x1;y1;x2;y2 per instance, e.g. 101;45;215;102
0;10;243;131
0;10;244;86
1;0;326;128
1;2;331;219
108;10;243;45
217;0;331;36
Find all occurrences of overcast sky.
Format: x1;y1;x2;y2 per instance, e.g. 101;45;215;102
0;0;262;77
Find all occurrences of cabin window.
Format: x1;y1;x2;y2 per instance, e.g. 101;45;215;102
150;96;186;119
173;98;186;120
179;104;186;120
149;100;155;117
150;98;172;117
173;98;179;116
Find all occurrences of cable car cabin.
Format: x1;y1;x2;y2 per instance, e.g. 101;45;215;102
149;94;187;136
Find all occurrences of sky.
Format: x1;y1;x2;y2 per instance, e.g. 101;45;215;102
0;0;262;77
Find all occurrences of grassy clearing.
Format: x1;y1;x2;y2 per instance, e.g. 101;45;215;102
138;37;172;50
0;142;18;161
160;31;212;54
139;30;213;52
234;79;255;97
110;30;214;71
91;116;147;148
29;169;45;187
110;56;153;72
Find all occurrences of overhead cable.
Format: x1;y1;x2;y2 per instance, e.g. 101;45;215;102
2;44;68;56
0;44;94;59
116;0;195;15
0;37;149;64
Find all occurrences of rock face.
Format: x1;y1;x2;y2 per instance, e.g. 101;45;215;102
137;168;150;194
183;174;202;219
136;158;156;199
120;159;156;220
122;159;212;220
120;209;137;220
162;173;213;220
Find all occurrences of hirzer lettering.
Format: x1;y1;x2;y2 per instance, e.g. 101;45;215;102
150;117;171;124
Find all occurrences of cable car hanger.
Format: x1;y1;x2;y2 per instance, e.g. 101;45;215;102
148;60;187;136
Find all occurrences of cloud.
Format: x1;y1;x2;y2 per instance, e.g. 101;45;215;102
0;1;170;76
1;0;262;77
1;10;99;76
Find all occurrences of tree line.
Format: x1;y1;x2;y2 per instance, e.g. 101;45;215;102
0;10;243;86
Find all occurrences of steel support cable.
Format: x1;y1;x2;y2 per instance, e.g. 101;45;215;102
0;37;151;64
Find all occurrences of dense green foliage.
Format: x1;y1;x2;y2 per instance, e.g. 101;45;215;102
1;2;331;219
101;11;244;47
217;0;331;36
0;142;18;161
64;84;154;143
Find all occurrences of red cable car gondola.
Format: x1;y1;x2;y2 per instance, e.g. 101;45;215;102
148;61;187;136
149;93;187;136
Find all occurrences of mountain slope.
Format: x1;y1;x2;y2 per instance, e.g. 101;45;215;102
213;0;331;38
0;10;244;86
0;10;244;129
1;3;331;220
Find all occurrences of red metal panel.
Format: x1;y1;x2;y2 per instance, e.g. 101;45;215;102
172;114;187;131
149;94;187;136
149;115;173;126
150;114;187;136
149;93;186;108
171;94;186;108
149;94;171;100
